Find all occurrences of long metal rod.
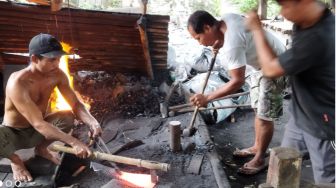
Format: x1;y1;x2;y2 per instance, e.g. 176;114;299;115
50;144;170;172
96;137;120;171
169;91;250;111
176;104;251;113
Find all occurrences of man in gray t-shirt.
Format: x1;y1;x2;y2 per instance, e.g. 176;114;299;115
187;10;286;175
246;0;335;183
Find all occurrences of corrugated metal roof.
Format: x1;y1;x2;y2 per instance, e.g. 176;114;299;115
0;1;169;78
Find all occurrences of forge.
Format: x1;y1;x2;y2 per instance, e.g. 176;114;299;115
0;69;227;187
50;71;224;188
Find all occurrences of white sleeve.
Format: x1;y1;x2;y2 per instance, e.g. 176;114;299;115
221;47;247;70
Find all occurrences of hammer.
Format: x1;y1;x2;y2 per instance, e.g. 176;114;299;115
160;81;179;118
183;41;221;137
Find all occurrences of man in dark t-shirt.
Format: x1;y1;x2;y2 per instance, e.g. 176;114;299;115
246;0;335;184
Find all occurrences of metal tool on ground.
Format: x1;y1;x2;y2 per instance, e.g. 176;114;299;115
95;136;121;173
169;91;250;111
50;144;170;172
183;41;221;137
160;81;180;118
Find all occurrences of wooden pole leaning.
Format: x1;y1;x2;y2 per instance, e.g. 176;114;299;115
182;41;221;137
50;144;170;172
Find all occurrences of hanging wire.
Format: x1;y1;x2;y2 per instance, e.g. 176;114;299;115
67;0;75;46
66;0;77;62
54;15;58;37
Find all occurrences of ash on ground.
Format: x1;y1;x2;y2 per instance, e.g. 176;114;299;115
58;114;218;188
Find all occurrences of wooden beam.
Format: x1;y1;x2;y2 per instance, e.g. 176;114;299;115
258;0;267;20
27;0;49;6
140;0;148;15
51;0;63;11
137;0;154;80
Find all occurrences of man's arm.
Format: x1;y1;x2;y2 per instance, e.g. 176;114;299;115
56;71;102;137
7;78;91;158
190;66;245;107
245;11;285;78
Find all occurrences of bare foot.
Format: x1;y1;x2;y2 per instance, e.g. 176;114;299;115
10;158;33;182
35;147;61;165
245;156;265;168
233;147;257;157
242;146;257;153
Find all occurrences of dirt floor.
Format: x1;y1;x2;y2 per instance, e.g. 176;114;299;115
55;98;318;188
57;114;220;188
208;99;316;188
0;72;321;188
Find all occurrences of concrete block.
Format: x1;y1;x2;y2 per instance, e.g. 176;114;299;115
266;147;302;188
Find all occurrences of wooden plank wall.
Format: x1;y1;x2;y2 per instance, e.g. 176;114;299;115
0;1;169;77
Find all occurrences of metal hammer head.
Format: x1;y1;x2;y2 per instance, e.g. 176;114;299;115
159;101;168;118
182;127;197;137
168;111;175;117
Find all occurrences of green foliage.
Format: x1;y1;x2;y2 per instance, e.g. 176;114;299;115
73;0;121;10
105;0;122;8
267;0;281;18
230;0;258;13
189;0;221;17
229;0;281;18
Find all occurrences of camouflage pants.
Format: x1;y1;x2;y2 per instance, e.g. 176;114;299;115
0;110;74;158
250;71;288;121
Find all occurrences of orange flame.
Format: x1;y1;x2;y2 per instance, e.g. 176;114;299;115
118;171;156;188
50;42;90;112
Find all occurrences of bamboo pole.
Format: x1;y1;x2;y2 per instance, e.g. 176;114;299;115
50;144;170;172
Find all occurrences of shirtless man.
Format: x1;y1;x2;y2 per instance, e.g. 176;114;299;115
0;33;102;182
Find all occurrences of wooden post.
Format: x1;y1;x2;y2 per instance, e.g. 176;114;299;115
330;0;335;13
140;0;148;15
258;0;267;20
169;121;181;152
137;0;154;80
260;147;302;188
51;0;63;11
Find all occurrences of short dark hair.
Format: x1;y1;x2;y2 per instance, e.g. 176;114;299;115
29;54;44;62
275;0;301;3
187;10;217;34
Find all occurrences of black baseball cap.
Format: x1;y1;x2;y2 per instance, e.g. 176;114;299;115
29;33;67;58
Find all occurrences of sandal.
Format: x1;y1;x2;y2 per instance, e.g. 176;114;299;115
237;162;268;175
